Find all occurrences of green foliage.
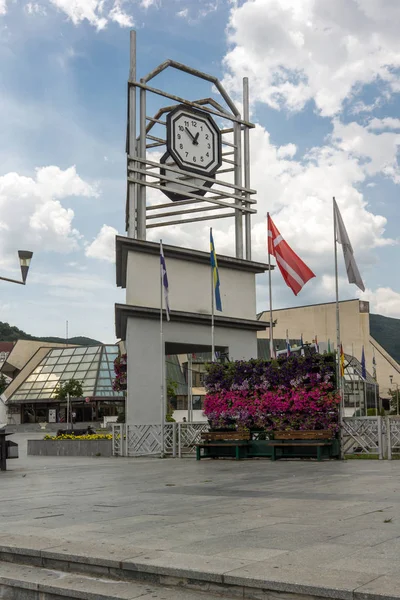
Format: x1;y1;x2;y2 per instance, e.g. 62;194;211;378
54;378;83;399
388;389;400;415
167;378;178;399
166;379;177;422
0;320;100;345
0;374;8;395
166;402;175;422
367;408;385;416
117;412;125;423
370;313;400;363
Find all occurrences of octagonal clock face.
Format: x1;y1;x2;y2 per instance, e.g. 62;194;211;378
166;105;222;177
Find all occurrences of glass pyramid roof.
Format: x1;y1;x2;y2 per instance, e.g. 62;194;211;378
10;345;123;402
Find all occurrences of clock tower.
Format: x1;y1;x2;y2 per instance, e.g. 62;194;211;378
114;30;272;457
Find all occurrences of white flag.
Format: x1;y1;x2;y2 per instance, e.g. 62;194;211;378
333;198;365;292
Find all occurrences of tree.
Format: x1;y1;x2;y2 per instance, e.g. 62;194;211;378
0;374;8;395
166;379;178;422
389;388;400;415
54;378;83;399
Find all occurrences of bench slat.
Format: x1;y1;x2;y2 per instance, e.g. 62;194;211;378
201;432;250;441
196;442;249;448
274;430;333;440
269;442;332;447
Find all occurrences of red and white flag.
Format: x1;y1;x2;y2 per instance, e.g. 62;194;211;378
267;214;315;296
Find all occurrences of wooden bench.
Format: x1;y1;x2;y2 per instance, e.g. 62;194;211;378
269;430;335;461
196;431;250;461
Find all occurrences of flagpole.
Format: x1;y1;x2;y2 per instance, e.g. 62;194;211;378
333;197;345;459
373;348;378;415
160;240;165;458
267;213;274;359
211;228;215;361
333;198;343;409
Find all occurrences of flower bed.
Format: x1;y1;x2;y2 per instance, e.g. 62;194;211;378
43;434;112;441
204;354;340;433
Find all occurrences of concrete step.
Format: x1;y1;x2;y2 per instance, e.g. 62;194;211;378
0;540;382;600
0;560;239;600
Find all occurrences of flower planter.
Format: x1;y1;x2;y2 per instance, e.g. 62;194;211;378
27;439;112;457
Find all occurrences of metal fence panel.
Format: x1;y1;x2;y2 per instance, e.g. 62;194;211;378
177;422;209;457
112;423;124;457
342;417;383;457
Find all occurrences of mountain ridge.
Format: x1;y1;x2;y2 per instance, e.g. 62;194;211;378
0;322;101;346
369;313;400;364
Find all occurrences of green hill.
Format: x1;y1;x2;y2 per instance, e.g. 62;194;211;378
0;322;101;346
370;314;400;364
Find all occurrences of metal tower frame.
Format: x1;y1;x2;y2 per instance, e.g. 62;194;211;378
126;30;256;260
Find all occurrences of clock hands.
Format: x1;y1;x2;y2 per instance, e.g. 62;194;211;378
185;127;199;145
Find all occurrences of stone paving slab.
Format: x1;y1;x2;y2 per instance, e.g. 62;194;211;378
223;564;379;600
0;560;244;600
2;434;400;599
355;574;400;600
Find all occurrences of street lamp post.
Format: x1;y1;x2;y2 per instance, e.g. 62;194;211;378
389;375;399;416
0;251;33;286
0;250;33;426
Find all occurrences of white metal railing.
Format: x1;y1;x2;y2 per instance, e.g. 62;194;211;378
111;423;124;457
342;417;383;459
112;421;209;457
177;422;209;457
386;416;400;460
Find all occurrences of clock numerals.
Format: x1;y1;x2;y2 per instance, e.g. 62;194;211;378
167;105;222;176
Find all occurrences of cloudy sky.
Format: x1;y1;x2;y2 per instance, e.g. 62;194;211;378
0;0;399;342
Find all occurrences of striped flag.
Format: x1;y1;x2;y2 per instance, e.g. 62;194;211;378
340;344;345;377
160;241;170;321
268;214;315;296
372;351;377;381
315;335;319;353
210;229;222;312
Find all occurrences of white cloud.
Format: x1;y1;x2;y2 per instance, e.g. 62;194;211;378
0;165;98;263
249;123;396;265
144;118;396;292
141;0;158;8
33;270;114;291
49;0;108;29
0;0;6;15
109;1;134;26
48;0;136;29
332;119;400;183
223;0;400;116
25;3;47;15
177;8;188;19
361;287;400;318
176;1;219;22
85;224;118;263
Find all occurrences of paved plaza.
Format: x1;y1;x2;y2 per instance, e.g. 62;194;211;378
2;433;400;599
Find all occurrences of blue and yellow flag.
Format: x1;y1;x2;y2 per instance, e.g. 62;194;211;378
210;229;222;312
